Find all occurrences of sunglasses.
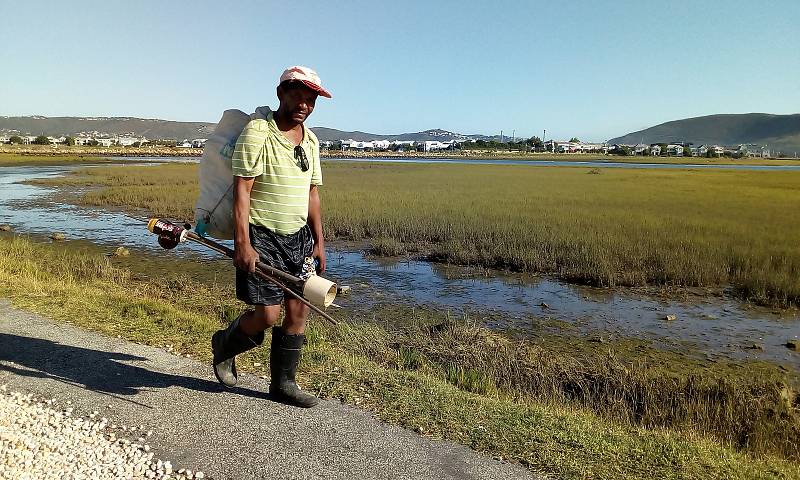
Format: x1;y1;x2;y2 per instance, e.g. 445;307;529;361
294;145;309;172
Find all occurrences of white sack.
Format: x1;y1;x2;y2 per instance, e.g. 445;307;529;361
194;106;271;239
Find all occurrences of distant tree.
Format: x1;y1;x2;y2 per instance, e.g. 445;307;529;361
569;137;580;143
132;141;141;148
614;145;631;156
33;135;50;145
683;146;692;157
9;135;23;144
525;136;545;152
87;139;100;147
64;136;76;146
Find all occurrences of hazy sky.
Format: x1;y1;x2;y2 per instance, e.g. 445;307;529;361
1;0;798;141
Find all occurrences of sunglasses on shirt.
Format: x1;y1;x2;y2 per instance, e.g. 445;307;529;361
294;145;309;172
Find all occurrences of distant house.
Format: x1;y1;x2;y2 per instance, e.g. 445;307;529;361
649;145;661;156
97;138;115;147
634;144;649;155
390;140;414;151
176;139;192;148
698;145;725;156
418;140;454;152
372;140;390;151
118;136;145;147
737;144;767;158
191;138;207;148
341;139;374;151
0;135;10;144
665;144;684;156
544;140;574;153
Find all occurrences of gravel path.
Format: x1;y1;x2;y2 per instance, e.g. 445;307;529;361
0;300;539;480
0;387;201;479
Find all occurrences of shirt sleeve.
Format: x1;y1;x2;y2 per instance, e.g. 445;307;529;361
231;119;267;177
310;142;323;186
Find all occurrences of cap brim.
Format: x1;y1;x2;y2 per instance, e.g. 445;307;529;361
301;80;332;98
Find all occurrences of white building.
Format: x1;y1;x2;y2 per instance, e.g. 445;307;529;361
418;140;454;152
737;144;768;158
191;138;207;148
650;145;661;156
341;139;374;150
665;144;684;156
372;140;390;150
698;145;724;156
118;136;145;146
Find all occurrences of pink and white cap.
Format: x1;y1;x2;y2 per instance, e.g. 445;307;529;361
279;65;332;98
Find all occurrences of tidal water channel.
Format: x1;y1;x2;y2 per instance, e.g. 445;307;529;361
1;163;798;370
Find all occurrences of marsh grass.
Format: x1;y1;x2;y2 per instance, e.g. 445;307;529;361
0;235;798;479
35;161;800;307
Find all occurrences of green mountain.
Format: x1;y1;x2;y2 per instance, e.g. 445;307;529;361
0;116;499;143
0;116;216;140
608;113;800;154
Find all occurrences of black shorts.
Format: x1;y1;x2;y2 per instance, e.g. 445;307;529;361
235;223;315;306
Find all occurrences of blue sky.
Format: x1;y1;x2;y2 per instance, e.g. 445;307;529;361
1;0;798;141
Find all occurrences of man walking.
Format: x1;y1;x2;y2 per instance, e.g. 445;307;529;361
211;66;331;408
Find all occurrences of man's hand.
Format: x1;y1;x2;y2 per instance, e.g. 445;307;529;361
234;243;260;273
312;243;326;274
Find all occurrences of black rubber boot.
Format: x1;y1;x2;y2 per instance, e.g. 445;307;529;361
212;313;264;387
269;328;319;408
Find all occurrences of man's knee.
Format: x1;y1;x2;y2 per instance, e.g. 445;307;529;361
253;305;281;327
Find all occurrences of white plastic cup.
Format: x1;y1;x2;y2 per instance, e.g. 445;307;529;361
302;276;337;308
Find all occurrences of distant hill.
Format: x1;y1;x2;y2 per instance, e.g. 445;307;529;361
0;115;500;143
311;127;498;142
0;116;216;140
608;113;800;154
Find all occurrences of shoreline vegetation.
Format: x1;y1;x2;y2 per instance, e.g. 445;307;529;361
3;145;800;166
0;234;798;479
28;160;800;308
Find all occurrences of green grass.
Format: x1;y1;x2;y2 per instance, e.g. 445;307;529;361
34;161;800;307
0;235;798;479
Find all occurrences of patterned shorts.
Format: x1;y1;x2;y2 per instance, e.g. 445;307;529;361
235;223;315;306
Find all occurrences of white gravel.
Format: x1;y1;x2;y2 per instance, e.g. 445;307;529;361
0;385;207;479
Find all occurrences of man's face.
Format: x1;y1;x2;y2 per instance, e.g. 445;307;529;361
278;83;318;124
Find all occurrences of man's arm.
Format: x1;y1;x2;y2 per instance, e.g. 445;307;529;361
233;176;259;272
307;184;325;274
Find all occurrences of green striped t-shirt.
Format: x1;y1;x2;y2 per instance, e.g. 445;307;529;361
231;112;322;235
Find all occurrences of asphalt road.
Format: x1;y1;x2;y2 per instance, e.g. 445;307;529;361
0;300;539;480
